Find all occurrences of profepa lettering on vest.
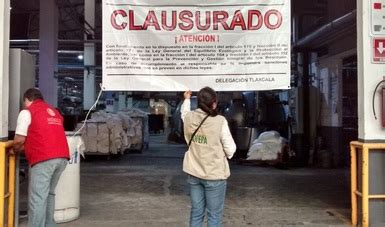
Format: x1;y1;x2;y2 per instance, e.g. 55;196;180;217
192;134;208;145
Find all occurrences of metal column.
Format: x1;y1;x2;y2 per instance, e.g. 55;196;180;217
356;0;385;225
38;0;59;106
0;0;10;140
83;0;96;110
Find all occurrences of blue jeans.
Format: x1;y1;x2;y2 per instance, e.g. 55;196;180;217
187;175;227;227
28;158;67;227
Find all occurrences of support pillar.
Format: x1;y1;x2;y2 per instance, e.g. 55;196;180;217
127;92;133;108
0;0;10;140
356;0;385;225
357;0;385;140
83;0;96;110
118;92;127;111
302;51;310;166
39;0;58;106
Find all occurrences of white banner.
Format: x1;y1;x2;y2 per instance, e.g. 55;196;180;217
102;0;291;91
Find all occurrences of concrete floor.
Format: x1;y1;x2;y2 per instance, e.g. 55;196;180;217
19;133;352;227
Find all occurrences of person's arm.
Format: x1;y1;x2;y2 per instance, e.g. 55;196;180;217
221;119;236;159
180;91;192;123
12;110;31;153
13;135;26;153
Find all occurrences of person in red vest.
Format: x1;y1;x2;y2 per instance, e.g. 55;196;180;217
13;88;70;227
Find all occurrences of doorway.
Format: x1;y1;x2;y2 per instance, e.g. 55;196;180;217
341;55;358;166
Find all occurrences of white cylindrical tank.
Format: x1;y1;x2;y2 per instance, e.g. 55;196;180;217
54;132;84;223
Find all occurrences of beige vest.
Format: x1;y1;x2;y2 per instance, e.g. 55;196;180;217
183;109;231;180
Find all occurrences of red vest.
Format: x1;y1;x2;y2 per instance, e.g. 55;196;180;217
24;100;70;166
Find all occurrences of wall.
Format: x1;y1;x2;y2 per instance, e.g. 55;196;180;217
8;49;36;131
311;48;356;166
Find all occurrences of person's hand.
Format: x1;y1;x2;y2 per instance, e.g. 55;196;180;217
184;90;192;99
7;149;16;155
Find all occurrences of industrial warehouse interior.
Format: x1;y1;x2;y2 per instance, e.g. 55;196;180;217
1;0;384;226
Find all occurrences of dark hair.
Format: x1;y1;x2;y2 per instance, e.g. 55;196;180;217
198;86;218;117
23;88;44;101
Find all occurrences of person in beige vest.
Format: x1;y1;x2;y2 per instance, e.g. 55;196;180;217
181;87;236;227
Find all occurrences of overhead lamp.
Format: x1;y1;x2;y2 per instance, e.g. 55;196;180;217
77;55;84;60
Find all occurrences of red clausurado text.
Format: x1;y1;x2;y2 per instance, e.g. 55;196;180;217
110;9;283;31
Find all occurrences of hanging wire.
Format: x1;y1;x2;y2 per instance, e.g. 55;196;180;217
372;80;385;120
73;84;104;137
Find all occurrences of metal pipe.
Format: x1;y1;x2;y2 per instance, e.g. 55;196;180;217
8;153;15;227
0;143;5;226
294;10;356;48
57;65;102;70
362;147;369;227
350;143;358;226
14;155;19;227
0;141;16;227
